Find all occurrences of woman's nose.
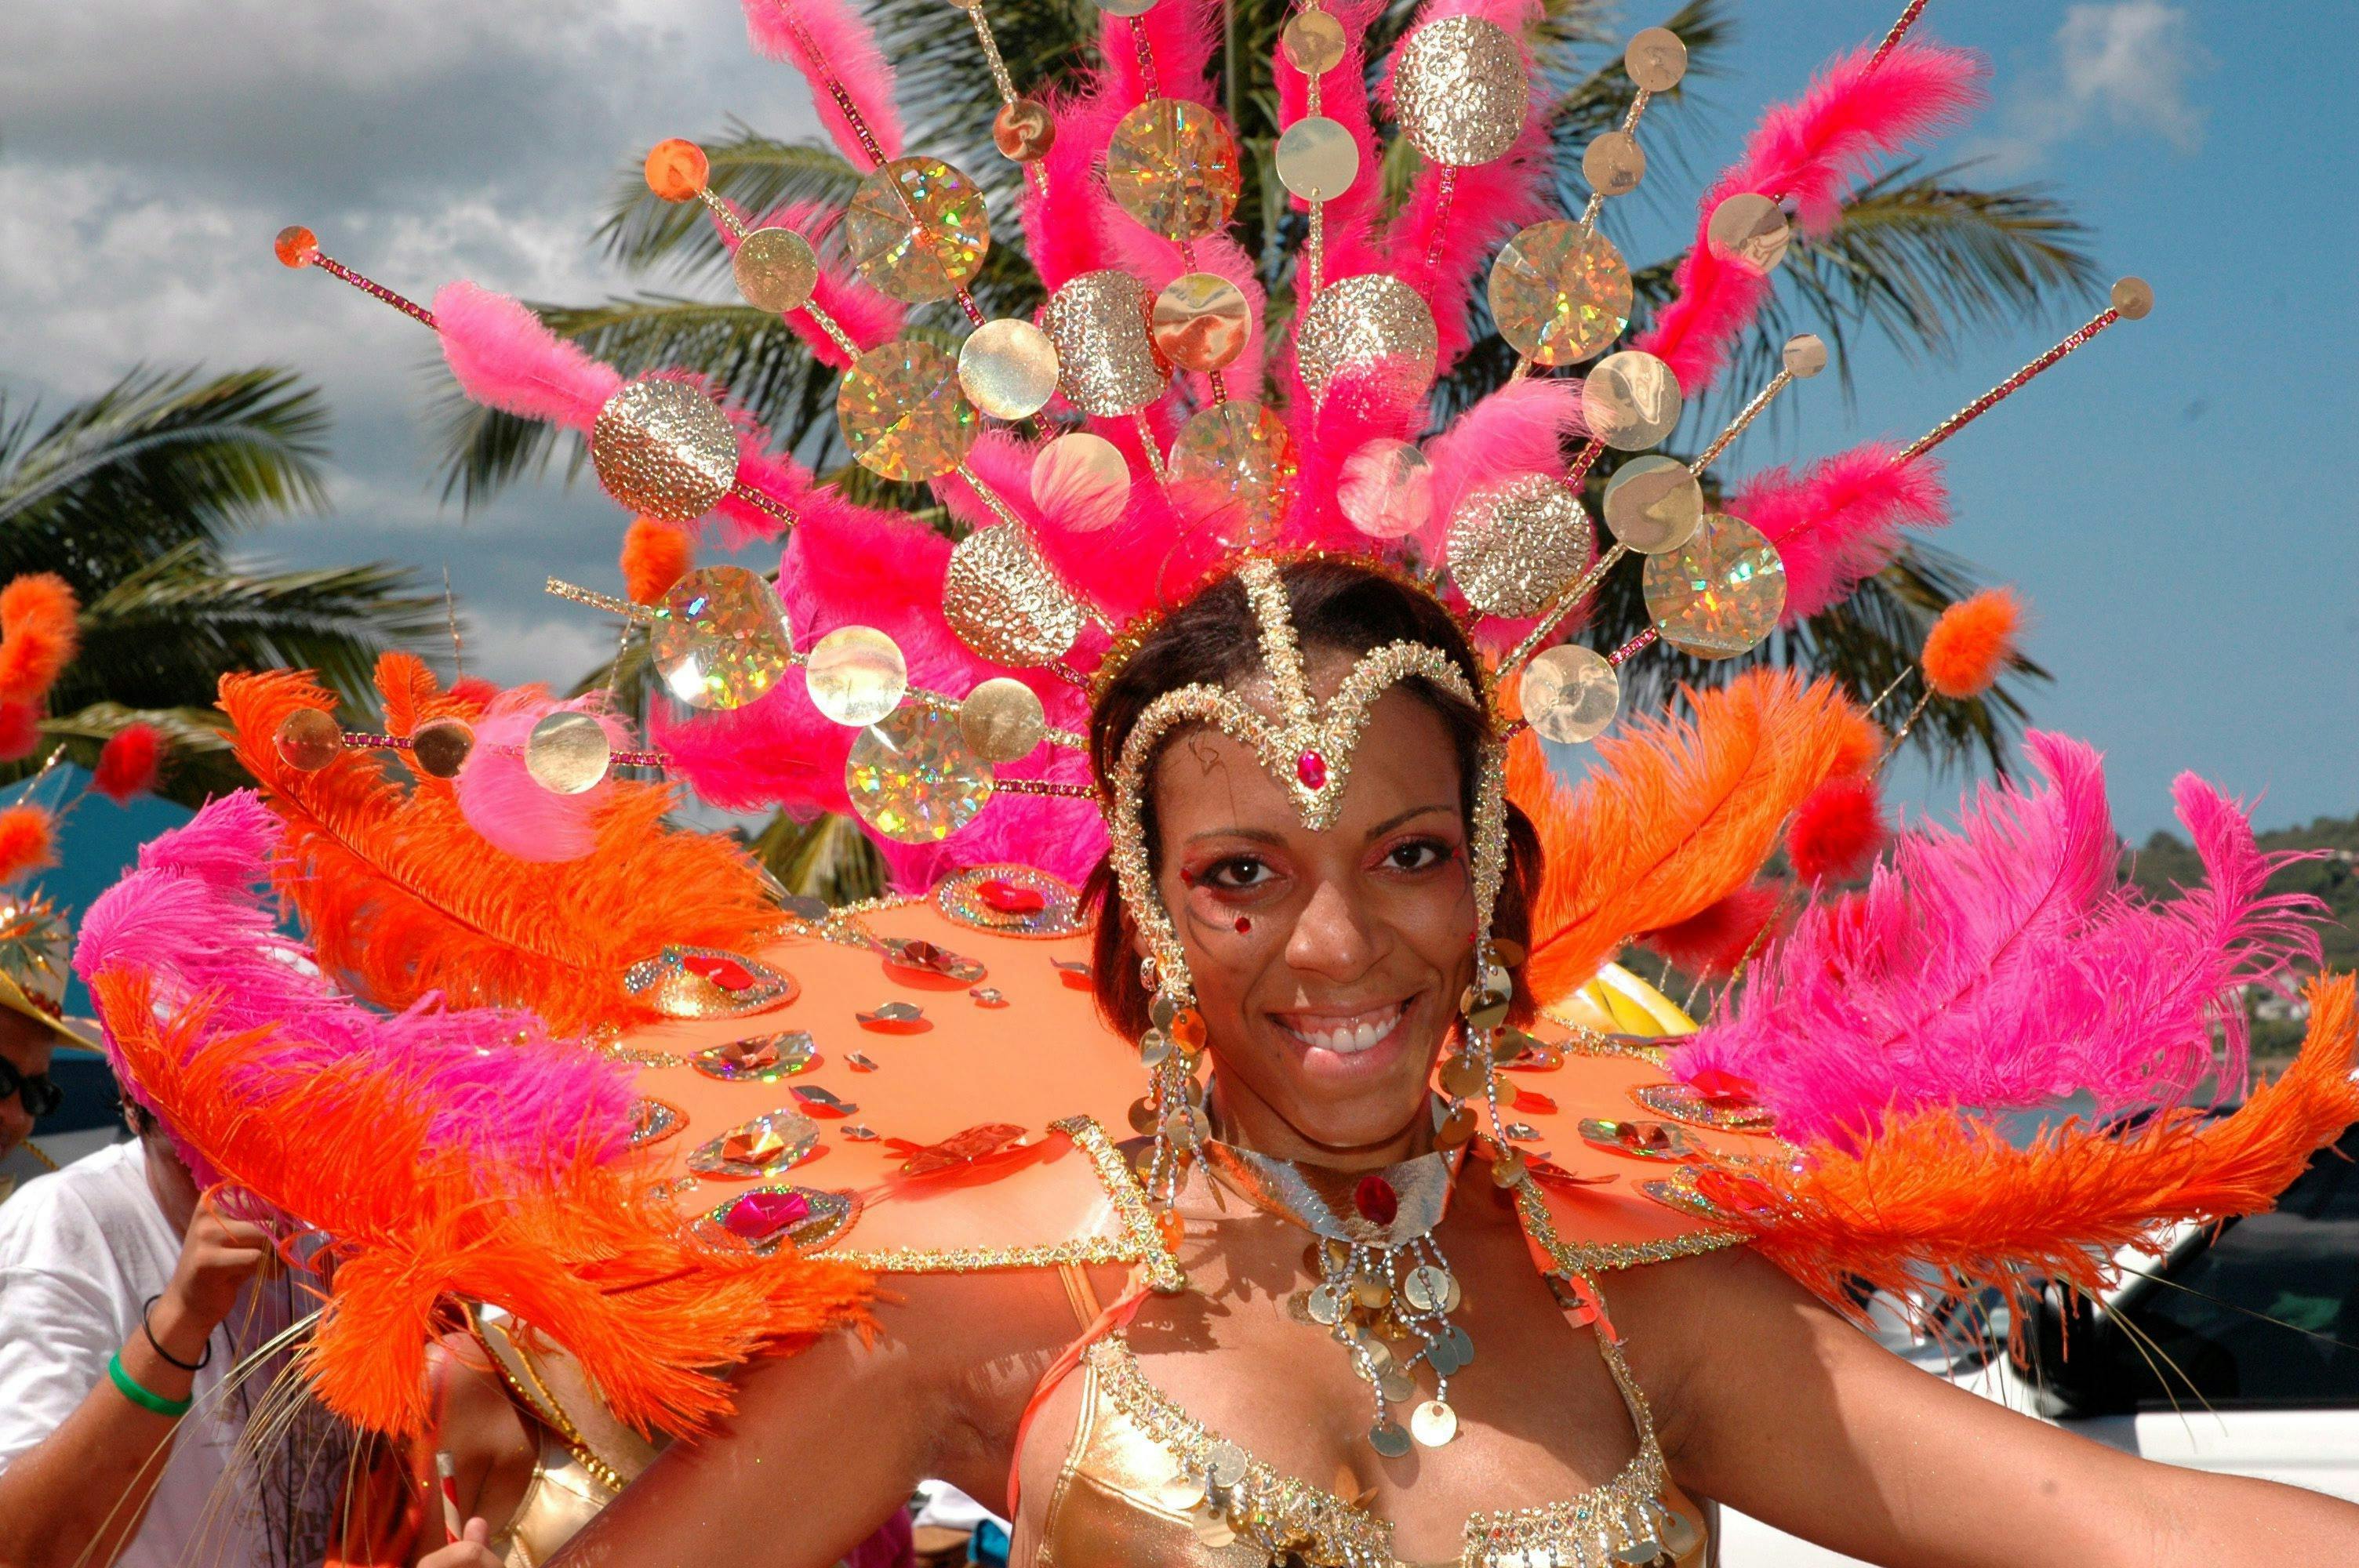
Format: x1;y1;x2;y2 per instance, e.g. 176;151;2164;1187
1284;877;1380;980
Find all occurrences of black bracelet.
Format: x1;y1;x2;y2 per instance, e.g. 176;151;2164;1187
140;1294;213;1373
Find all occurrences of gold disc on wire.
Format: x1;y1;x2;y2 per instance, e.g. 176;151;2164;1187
1041;270;1169;416
993;99;1056;164
410;717;474;779
1582;131;1646;198
1625;27;1688;92
1581;349;1684;451
805;625;909;728
1150;273;1252;373
1488;220;1631;367
1783;332;1828;379
942;523;1085;666
732;227;818;314
1446;474;1593;618
843;155;992;303
1297;272;1438;404
1281;9;1348;74
652;565;796;710
1168;402;1299;547
525;711;612;795
1105;98;1241;241
590;379;738;524
838;340;979;481
1601;452;1703;554
1338;437;1433;540
1030;431;1132;532
845;705;995;844
958;677;1049;763
1642;512;1787;659
1274;116;1360;201
273;708;343;771
2110;275;2154;320
1520;644;1620;744
958;318;1060;419
1706;191;1790;273
1393;15;1528;167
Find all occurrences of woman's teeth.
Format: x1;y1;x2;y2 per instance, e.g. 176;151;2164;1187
1281;1001;1409;1054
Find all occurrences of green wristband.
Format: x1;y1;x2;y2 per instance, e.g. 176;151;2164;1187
107;1351;192;1418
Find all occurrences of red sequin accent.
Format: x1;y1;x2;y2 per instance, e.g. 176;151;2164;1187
682;953;755;991
976;878;1048;915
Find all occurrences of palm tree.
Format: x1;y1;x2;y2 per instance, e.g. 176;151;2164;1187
2;366;445;807
439;0;2098;892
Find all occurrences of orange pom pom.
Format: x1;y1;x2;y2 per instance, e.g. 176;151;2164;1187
1921;588;2023;700
0;804;56;884
93;724;164;803
644;139;709;202
1825;704;1883;779
621;518;694;606
0;573;80;706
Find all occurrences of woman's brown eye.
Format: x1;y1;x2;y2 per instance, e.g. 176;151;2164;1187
1209;858;1273;889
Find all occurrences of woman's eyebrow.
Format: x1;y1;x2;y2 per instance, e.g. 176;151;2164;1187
1365;803;1457;839
1184;826;1289;848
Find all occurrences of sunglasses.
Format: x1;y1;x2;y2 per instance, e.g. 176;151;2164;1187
0;1054;64;1120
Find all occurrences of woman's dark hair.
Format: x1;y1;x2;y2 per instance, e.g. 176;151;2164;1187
1083;557;1543;1037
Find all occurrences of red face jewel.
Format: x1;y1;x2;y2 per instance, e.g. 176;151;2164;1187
724;1189;811;1240
1354;1174;1398;1227
1296;751;1328;789
1686;1067;1759;1105
682;953;756;991
975;878;1049;915
1234;916;1252;934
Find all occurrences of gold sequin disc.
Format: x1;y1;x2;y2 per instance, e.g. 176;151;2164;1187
958;319;1060;420
958;677;1049;763
411;717;474;779
590;379;738;524
805;625;909;728
838;340;980;481
1274;116;1360;201
1105;98;1241;242
1041;270;1169;416
1030;432;1132;532
1411;1399;1459;1448
274;708;342;771
1642;512;1787;659
1393;15;1528;167
1338;437;1434;539
1297;272;1438;404
525;711;611;795
1582;130;1646;198
1446;474;1594;618
1601;453;1703;554
1150;273;1252;373
1520;644;1620;744
942;523;1085;666
1168;402;1299;547
1281;9;1347;74
1098;0;1156;16
1489;220;1632;367
993;99;1056;164
845;706;995;844
1783;332;1828;379
1582;349;1684;451
1625;26;1688;93
843;156;992;303
653;565;796;710
732;227;818;314
1706;191;1790;273
2110;275;2154;320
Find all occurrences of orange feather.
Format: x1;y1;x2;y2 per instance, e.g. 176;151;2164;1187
93;967;873;1438
220;667;783;1035
1512;670;1867;1005
1714;973;2359;1315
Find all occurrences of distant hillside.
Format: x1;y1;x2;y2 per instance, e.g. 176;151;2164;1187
2126;811;2359;1058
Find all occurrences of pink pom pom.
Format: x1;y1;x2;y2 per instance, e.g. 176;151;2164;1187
454;692;623;862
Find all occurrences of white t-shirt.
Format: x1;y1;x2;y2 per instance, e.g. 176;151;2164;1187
0;1139;345;1568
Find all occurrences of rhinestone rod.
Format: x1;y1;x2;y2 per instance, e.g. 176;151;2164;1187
949;463;1118;636
1899;295;2138;463
275;231;438;329
1497;543;1630;677
1870;0;1933;66
1689;365;1797;476
965;1;1049;196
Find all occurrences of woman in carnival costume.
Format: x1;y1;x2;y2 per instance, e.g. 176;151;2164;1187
73;2;2359;1565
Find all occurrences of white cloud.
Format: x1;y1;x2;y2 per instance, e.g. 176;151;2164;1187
1968;2;2210;175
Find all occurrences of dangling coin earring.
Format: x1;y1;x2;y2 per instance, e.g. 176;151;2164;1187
1136;956;1210;1210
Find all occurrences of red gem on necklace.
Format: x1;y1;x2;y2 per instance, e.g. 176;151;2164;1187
1296;751;1328;789
976;877;1047;916
1354;1174;1398;1227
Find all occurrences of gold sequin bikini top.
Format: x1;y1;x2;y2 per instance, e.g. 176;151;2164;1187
1030;1307;1707;1568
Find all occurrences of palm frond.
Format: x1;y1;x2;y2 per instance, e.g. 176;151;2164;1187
0;367;331;590
596;126;864;281
742;809;887;905
5;702;245;811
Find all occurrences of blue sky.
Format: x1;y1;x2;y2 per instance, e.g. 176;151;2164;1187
2;0;2351;854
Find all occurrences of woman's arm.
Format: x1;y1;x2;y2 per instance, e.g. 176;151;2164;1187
1618;1246;2359;1568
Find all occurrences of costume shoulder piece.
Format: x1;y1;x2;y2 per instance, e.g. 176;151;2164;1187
65;0;2357;1448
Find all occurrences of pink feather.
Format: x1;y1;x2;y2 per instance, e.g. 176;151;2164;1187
1730;441;1950;621
1274;0;1386;262
453;690;626;862
1419;377;1586;561
1637;41;1985;393
1672;734;2327;1147
432;281;620;431
707;198;905;368
741;0;903;165
73;793;630;1185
